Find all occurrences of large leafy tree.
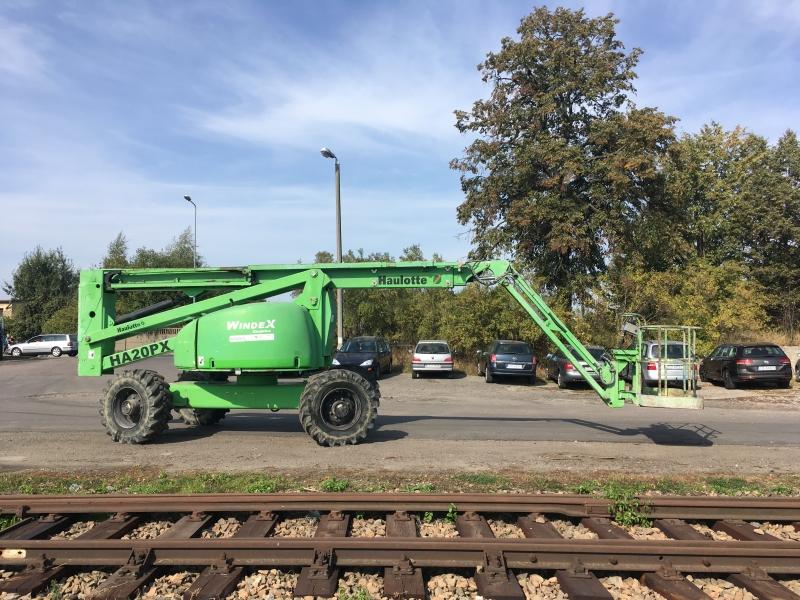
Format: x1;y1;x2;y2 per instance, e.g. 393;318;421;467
3;247;78;340
741;130;800;333
451;7;675;305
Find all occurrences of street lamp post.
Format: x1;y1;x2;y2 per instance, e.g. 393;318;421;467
320;147;343;349
183;195;197;269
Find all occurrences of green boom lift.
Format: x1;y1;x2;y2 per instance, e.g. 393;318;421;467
78;260;698;446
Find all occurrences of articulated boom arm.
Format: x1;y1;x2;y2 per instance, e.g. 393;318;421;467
78;260;626;406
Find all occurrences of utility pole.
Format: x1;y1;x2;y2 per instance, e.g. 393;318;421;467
183;195;197;268
320;147;344;348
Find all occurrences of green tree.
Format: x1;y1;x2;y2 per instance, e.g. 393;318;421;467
43;298;79;334
103;232;129;268
662;124;765;265
100;228;203;315
451;7;675;305
3;247;78;340
610;258;769;354
746;130;800;334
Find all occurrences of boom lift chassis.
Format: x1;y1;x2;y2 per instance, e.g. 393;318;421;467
78;260;697;446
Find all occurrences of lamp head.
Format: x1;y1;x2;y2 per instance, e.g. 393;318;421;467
320;147;337;160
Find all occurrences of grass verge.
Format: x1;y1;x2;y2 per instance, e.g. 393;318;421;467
0;468;797;499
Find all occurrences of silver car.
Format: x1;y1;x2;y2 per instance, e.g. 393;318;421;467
9;334;78;357
411;340;453;378
640;340;695;386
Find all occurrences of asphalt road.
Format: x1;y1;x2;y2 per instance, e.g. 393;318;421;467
1;355;798;448
4;361;800;595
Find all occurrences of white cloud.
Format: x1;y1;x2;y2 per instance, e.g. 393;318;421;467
0;17;48;82
183;10;488;154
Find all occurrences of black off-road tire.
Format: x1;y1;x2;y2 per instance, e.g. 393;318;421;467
100;370;172;444
299;369;379;447
51;346;62;357
723;370;736;390
175;371;230;427
557;370;568;389
179;408;228;427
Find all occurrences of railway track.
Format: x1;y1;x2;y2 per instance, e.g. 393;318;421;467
1;493;799;599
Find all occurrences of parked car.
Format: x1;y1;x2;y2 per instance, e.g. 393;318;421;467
411;340;453;378
332;336;392;380
8;334;78;358
621;340;696;387
700;343;792;389
477;340;536;384
545;345;606;389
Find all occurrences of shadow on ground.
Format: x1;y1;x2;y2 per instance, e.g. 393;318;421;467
154;413;718;447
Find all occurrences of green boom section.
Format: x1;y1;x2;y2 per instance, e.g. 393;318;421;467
78;260;635;408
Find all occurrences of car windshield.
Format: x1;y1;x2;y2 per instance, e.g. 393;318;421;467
742;345;784;357
340;340;377;353
496;342;530;354
416;343;449;354
652;343;687;359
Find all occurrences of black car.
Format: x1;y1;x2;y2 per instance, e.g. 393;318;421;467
477;340;536;384
700;343;792;389
545;345;606;389
332;336;392;380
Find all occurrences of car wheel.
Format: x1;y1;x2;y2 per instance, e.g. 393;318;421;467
412;371;419;379
485;367;494;383
557;371;568;389
723;369;736;390
51;346;63;357
374;365;381;380
699;367;708;383
778;379;791;389
11;347;21;357
529;374;536;385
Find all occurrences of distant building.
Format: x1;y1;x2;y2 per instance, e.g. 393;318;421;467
0;299;13;318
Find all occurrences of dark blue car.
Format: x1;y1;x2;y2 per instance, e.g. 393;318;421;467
477;340;536;384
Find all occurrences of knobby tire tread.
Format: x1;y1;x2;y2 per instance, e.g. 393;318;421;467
175;371;229;427
100;369;172;444
298;369;379;447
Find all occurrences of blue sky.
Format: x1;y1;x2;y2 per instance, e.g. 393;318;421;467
1;0;799;285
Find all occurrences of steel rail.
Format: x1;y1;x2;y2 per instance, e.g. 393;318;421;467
2;493;800;520
2;538;800;574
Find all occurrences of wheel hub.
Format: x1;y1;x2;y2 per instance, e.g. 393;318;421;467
320;389;360;430
331;399;353;421
113;391;142;428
